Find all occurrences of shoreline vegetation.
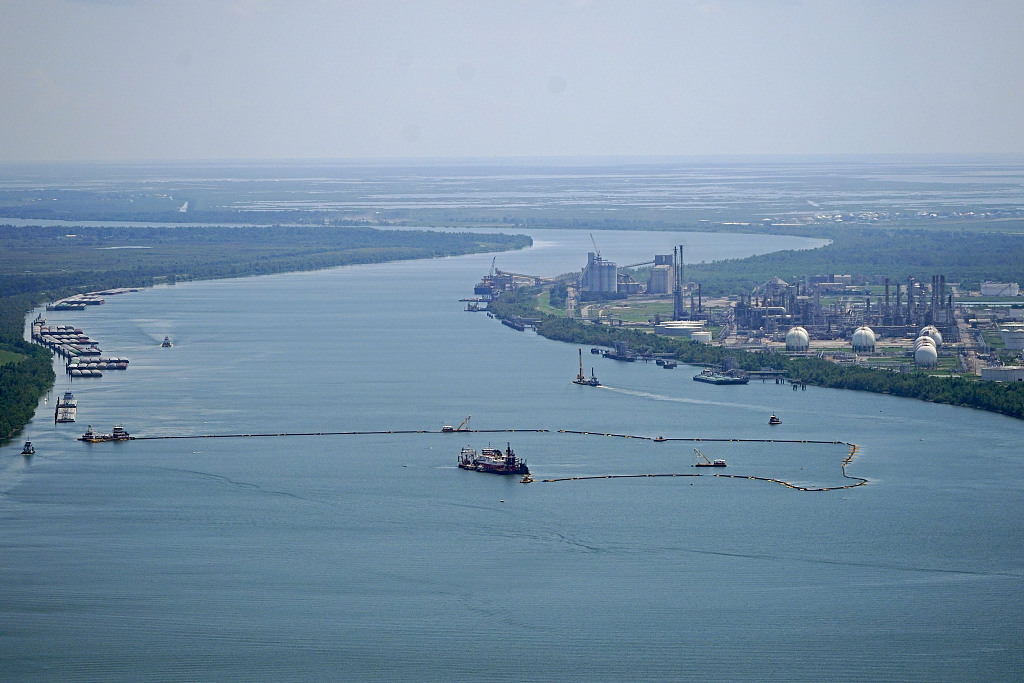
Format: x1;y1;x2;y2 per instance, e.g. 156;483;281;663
488;287;1024;422
4;218;1024;439
0;225;531;441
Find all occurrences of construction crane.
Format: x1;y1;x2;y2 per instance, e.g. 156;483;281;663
693;448;726;467
590;233;600;258
441;415;471;433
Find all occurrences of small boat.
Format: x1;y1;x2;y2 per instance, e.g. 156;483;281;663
161;336;172;347
693;448;726;467
662;361;677;369
653;436;667;443
21;441;35;456
768;414;782;425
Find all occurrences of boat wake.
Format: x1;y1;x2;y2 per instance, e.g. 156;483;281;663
600;385;765;412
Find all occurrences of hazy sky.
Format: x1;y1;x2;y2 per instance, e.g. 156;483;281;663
2;0;1023;161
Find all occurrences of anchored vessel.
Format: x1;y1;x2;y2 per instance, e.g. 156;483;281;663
693;448;726;467
693;368;749;385
21;441;35;456
572;348;601;386
55;390;77;423
457;444;529;475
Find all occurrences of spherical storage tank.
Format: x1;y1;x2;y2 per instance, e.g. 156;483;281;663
851;326;876;352
914;336;938;367
919;325;943;348
785;326;810;351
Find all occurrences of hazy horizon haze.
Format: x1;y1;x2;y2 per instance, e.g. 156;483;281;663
2;0;1022;162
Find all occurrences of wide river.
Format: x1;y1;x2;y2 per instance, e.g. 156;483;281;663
2;229;1022;681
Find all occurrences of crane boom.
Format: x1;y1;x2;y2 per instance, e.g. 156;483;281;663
590;232;600;258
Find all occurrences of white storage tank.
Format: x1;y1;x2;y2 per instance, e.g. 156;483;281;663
919;325;943;348
914;341;938;367
691;331;713;344
785;326;810;351
851;326;876;352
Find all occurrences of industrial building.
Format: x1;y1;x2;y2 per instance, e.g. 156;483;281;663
981;366;1024;382
980;281;1020;297
581;252;618;294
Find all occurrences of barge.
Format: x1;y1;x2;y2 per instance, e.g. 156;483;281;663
693;368;749;385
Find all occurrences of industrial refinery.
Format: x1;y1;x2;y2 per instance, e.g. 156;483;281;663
472;242;1023;381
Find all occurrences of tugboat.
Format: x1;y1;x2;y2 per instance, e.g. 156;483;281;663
79;425;104;442
572;349;601;386
161;336;172;347
653;436;667;443
768;413;782;425
457;443;529;475
78;424;131;442
21;441;35;456
693;448;726;467
55;390;77;423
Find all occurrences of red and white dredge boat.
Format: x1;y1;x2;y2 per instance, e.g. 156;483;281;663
458;444;529;475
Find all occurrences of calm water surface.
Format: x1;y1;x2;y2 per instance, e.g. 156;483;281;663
2;230;1022;681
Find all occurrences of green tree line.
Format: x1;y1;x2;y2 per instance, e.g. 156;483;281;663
489;287;1024;421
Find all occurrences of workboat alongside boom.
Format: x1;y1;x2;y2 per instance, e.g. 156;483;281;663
457;444;529;475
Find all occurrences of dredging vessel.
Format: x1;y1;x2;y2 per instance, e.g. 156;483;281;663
457;444;529;475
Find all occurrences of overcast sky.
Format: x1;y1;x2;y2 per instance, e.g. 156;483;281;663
2;0;1022;162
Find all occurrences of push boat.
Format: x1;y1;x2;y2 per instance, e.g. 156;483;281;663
457;444;529;475
161;336;172;347
768;414;782;425
693;448;726;467
55;390;77;423
21;441;35;456
78;424;131;442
